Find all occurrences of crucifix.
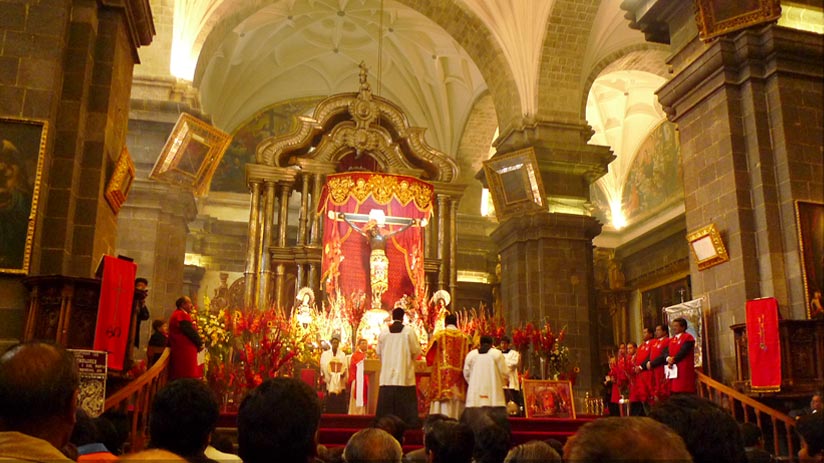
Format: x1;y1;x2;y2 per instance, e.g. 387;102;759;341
330;209;427;309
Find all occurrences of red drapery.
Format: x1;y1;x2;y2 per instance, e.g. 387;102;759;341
318;173;432;309
94;256;136;371
745;297;781;392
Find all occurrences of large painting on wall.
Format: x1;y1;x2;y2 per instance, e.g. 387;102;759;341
0;117;48;274
621;121;683;226
796;201;824;319
640;275;691;332
211;98;323;193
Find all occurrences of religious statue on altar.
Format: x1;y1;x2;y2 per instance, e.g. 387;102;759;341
430;290;451;334
334;210;424;309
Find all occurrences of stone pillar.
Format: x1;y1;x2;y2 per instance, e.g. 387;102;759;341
436;194;448;290
115;179;196;323
449;196;459;297
623;1;824;381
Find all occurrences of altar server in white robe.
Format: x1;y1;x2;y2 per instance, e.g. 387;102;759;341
320;333;348;413
462;335;509;433
376;307;421;427
500;335;522;411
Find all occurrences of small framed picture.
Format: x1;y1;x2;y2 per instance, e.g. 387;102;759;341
687;223;729;271
104;146;135;214
482;148;546;221
694;0;781;41
522;379;576;419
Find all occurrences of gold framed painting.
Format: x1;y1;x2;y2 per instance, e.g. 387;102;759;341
687;223;729;271
483;147;546;221
0;117;48;274
522;379;576;419
795;201;824;319
149;113;232;197
694;0;782;42
104;146;135;214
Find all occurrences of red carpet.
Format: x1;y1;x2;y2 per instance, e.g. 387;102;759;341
218;413;595;450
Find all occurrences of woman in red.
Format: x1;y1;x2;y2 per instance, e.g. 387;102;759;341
168;296;203;380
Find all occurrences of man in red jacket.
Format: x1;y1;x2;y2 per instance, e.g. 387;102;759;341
642;324;670;403
647;318;696;394
630;328;653;415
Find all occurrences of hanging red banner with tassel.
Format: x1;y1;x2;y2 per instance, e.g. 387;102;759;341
94;256;136;371
745;297;781;392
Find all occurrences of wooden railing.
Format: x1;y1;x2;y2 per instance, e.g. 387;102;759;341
696;371;797;460
104;348;170;453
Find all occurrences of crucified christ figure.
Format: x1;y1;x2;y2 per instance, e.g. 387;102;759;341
336;212;420;309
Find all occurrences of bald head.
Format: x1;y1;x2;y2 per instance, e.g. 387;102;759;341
0;342;79;444
343;428;402;463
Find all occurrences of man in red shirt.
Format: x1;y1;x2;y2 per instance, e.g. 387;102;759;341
642;324;670;403
647;318;696;394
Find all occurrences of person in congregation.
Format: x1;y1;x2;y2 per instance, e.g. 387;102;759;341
376;307;421;427
425;312;470;420
342;428;402;463
168;296;204;380
422;419;474;463
146;319;168;366
789;392;822;419
347;338;369;415
795;413;824;463
741;422;774;463
648;394;747;463
504;440;561;463
499;335;522;414
462;335;509;433
237;377;322;463
320;333;347;413
146;378;220;463
403;414;453;463
0;341;79;463
563;416;693;463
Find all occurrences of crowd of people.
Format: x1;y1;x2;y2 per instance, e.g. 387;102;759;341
2;340;823;463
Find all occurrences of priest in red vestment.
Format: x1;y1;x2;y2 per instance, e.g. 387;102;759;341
168;296;203;380
425;313;469;420
348;338;369;415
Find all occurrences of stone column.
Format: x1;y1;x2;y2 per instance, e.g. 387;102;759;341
436;195;448;290
449;196;459;297
623;1;824;381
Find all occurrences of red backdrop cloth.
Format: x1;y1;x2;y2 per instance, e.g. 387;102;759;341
94;256;136;371
746;297;782;391
319;173;432;309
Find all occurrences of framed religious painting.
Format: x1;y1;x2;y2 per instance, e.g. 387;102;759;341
639;274;691;334
483;147;546;221
104;146;135;214
0;117;48;274
149;113;232;197
795;201;824;319
694;0;781;41
522;379;576;419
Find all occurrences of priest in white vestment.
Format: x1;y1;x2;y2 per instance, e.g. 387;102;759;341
462;335;509;433
320;333;348;413
376;307;421;427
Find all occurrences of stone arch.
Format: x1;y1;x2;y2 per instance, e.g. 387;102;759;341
579;44;670;120
535;0;603;123
454;91;497;214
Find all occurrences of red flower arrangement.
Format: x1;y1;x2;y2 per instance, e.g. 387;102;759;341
457;305;506;344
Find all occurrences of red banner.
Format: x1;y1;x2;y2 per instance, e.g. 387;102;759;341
745;297;781;391
94;256;136;371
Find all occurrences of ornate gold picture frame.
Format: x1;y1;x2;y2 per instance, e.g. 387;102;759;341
687;223;729;271
0;117;48;275
694;0;782;42
104;146;135;214
483;147;546;221
795;200;824;319
149;113;232;197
